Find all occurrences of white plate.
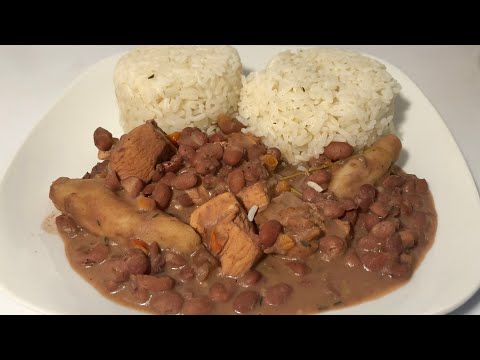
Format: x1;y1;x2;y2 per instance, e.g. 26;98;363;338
0;45;479;315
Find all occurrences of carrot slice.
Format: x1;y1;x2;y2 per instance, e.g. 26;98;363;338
167;132;181;147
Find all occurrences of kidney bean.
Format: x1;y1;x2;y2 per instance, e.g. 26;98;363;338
285;262;312;276
178;144;196;162
104;169;122;192
308;170;331;185
195;158;220;175
152;182;172;210
125;249;150;275
264;283;293;306
93;127;113;151
266;147;282;161
149;242;165;274
233;290;260;314
150;291;184;314
183;296;214;315
132;275;175;292
75;243;110;266
177;193;194;207
121;177;144;198
358;213;380;231
178;130;208;150
151;164;164;182
217;114;245;134
382;175;405;189
324;141;354;161
369;202;390;218
178;266;195;283
209;282;232;303
164;251;186;269
160;172;176;187
259;220;282;248
318;235;346;261
227;168;245;194
237;270;262;288
247;144;267;161
340;198;357;211
399;230;416;249
209;132;226;143
223;145;244;166
405;194;424;209
172;173;198;190
103;258;130;282
143;183;156;196
370;221;397;240
388;263;412;279
354;184;377;212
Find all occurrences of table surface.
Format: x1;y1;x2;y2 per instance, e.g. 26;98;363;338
0;45;478;315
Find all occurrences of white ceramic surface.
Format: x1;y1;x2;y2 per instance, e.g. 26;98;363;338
0;46;479;314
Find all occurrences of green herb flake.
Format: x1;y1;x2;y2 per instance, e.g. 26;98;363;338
259;296;263;306
152;213;160;218
148;74;155;79
301;87;305;92
96;219;101;227
299;240;311;248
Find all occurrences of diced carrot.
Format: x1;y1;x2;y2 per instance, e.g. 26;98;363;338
208;231;223;256
131;239;149;254
275;180;291;195
260;154;278;173
167;132;181;146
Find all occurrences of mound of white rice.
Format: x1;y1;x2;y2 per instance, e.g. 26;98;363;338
237;48;401;164
114;45;242;134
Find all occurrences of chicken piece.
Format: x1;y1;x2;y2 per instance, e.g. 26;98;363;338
324;219;351;240
184;186;211;206
329;134;402;199
266;233;319;259
50;177;201;255
236;181;270;212
190;192;262;277
109;121;176;183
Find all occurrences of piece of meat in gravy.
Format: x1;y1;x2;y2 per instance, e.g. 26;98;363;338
109;121;176;183
237;180;271;212
190;192;262;277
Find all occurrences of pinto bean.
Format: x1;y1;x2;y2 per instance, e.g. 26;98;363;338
318;199;346;219
197;143;224;161
307;170;331;185
264;283;293;306
406;194;423;209
209;282;232;303
93;127;113;151
172;172;198;190
195;158;220;175
121;177;144;198
125;249;150;275
164;252;186;269
163;155;183;173
318;235;346;261
247;144;267;161
382;175;405;189
151;182;172;210
177;193;194;207
308;154;330;168
356;235;382;252
217;114;245;134
369;202;390;218
182;297;214;315
143;183;156;196
399;230;416;249
160;172;176;187
150;291;184;314
384;233;403;256
132;275;175;292
151;164;164;182
237;270;262;288
103;258;130;282
227;168;245;194
148;242;165;274
303;187;320;203
340;198;357;211
178;130;208;150
285;262;312;276
344;249;362;268
415;178;429;193
74;243;110;266
259;220;282;248
341;209;358;226
266;147;282;161
360;252;391;272
177;266;195;283
233;290;260;314
354;184;377;212
223;146;244;166
209;132;226;143
104;169;122;192
178;144;196;162
402;179;416;194
370;221;397;240
324;141;354;161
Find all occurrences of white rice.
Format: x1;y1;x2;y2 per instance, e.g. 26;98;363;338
114;45;242;134
237;48;401;164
